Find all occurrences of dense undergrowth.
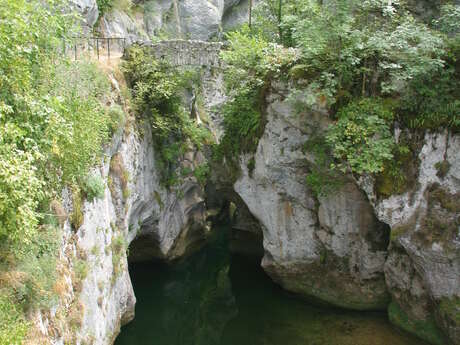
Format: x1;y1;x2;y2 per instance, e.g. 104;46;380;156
214;27;298;176
219;0;460;195
0;1;121;343
122;46;212;187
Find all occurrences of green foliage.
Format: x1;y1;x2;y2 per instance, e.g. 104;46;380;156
96;0;132;17
435;160;451;179
108;104;126;136
388;301;445;345
96;0;113;16
82;174;105;202
397;38;460;130
217;27;297;165
219;89;262;159
291;1;444;100
434;4;460;35
71;187;84;230
0;294;28;345
0;143;43;248
252;0;302;46
375;144;412;197
438;296;460;325
326;99;395;175
193;164;210;186
0;223;59;345
122;46;212;187
0;2;116;340
221;26;298;91
39;61;112;186
111;235;127;281
304;135;344;197
74;260;89;282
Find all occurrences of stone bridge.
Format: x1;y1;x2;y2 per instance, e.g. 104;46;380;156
141;40;223;67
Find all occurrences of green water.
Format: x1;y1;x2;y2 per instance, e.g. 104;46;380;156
115;227;426;345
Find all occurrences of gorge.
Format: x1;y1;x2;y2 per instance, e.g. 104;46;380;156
0;1;459;345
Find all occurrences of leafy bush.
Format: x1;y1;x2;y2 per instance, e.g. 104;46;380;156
108;104;126;136
96;0;113;16
193;164;210;186
326;99;395;174
304;135;344;197
122;46;212;187
96;0;132;17
0;2;116;339
0;293;28;345
217;26;297;165
397;38;460;130
111;235;127;281
82;174;105;202
219;89;262;158
434;4;460;35
290;0;445;100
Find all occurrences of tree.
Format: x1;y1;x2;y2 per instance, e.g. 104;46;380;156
249;0;253;27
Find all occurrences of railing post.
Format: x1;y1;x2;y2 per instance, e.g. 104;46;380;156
96;38;99;60
107;38;110;60
74;42;77;61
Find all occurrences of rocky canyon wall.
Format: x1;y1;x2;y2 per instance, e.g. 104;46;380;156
233;80;460;345
32;74;209;344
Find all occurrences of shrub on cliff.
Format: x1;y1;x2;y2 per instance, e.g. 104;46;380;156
122;46;212;187
217;26;297;166
326;98;395;175
0;0;118;342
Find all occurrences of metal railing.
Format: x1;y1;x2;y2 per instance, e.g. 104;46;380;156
64;37;127;61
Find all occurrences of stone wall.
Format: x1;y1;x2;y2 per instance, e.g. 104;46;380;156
143;40;223;67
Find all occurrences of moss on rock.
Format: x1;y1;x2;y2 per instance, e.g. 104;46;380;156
263;254;390;311
388;302;446;345
437;296;460;344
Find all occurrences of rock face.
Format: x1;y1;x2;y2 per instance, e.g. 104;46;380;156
98;9;149;44
94;0;253;42
362;131;460;345
234;82;390;310
33;78;208;344
70;0;99;28
232;80;460;343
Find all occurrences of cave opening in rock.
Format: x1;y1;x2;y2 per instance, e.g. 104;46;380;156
115;204;426;345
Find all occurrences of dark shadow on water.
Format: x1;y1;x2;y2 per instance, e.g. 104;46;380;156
115;226;427;345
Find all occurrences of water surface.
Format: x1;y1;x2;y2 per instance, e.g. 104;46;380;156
115;227;426;345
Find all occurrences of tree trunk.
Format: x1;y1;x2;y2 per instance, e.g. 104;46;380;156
278;0;283;41
249;0;253;28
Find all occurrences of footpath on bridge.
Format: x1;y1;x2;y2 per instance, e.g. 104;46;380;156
69;37;224;68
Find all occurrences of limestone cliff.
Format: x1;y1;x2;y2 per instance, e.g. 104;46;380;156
32;75;209;344
232;80;460;344
71;0;253;42
361;131;460;345
233;81;391;311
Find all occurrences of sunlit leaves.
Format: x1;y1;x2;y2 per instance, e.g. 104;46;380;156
327;99;395;174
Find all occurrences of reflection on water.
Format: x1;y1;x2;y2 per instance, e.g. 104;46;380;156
115;226;426;345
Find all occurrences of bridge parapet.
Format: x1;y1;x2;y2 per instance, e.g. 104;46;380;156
142;40;223;67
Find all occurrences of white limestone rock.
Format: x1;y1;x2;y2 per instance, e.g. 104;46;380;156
234;82;390;310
